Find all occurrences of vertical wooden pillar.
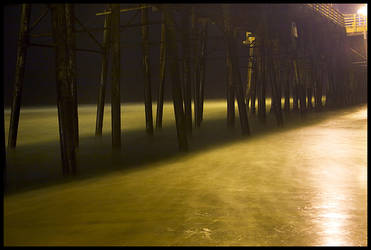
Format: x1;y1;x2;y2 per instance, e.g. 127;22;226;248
96;7;111;136
223;5;235;128
231;31;250;135
315;63;323;111
307;87;313;110
198;20;208;124
245;36;253;113
51;4;76;175
141;5;154;135
164;7;188;151
8;4;31;149
250;49;257;114
223;5;250;135
268;35;283;127
65;4;79;147
284;56;291;113
292;59;299;112
156;12;167;129
191;9;202;129
111;4;121;148
300;65;307;113
181;8;192;135
259;38;267;121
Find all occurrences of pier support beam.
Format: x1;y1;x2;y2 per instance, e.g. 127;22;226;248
110;4;121;148
95;7;111;136
181;8;192;134
156;12;167;130
191;8;202;128
198;19;208;124
223;4;250;135
258;39;267;121
141;5;154;135
223;6;235;128
65;4;79;147
51;4;77;175
164;7;188;151
8;4;31;149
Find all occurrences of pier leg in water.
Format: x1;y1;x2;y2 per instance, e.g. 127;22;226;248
259;41;267;122
181;8;192;135
156;12;167;130
191;8;202;129
164;7;188;151
51;4;77;175
223;5;249;135
65;4;79;147
250;50;257;115
198;19;208;124
141;5;154;136
284;61;291;113
95;6;111;136
292;59;299;112
8;4;31;149
111;4;121;148
222;5;235;128
307;87;313;110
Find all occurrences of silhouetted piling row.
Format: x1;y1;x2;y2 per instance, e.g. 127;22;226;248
7;4;367;176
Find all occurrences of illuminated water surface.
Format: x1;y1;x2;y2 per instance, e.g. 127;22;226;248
4;101;367;246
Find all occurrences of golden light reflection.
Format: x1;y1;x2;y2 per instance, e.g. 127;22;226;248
300;111;367;246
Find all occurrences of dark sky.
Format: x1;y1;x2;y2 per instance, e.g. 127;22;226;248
3;4;230;107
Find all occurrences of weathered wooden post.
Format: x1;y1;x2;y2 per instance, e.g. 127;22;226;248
284;65;291;113
315;56;324;111
111;4;121;148
265;10;284;126
250;52;257;114
198;19;208;124
222;5;235;128
164;6;188;151
51;4;77;175
141;4;154;135
191;8;202;128
259;38;267;121
244;32;253;113
8;4;31;149
223;4;250;135
95;7;111;136
155;11;167;130
181;7;193;134
65;4;79;147
307;87;313;110
269;42;284;126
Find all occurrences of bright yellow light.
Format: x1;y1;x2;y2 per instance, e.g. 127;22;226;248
357;5;367;16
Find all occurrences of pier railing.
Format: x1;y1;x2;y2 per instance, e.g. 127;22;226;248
305;3;345;27
343;13;367;35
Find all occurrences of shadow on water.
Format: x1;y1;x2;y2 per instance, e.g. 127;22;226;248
4;103;366;195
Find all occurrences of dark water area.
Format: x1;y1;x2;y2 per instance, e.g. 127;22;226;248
4;101;367;246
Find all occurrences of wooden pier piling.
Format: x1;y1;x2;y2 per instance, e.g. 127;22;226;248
110;4;121;148
8;4;31;149
65;4;79;147
181;8;193;134
51;4;77;175
164;7;188;151
198;19;208;124
155;12;167;130
141;4;154;136
95;7;111;136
